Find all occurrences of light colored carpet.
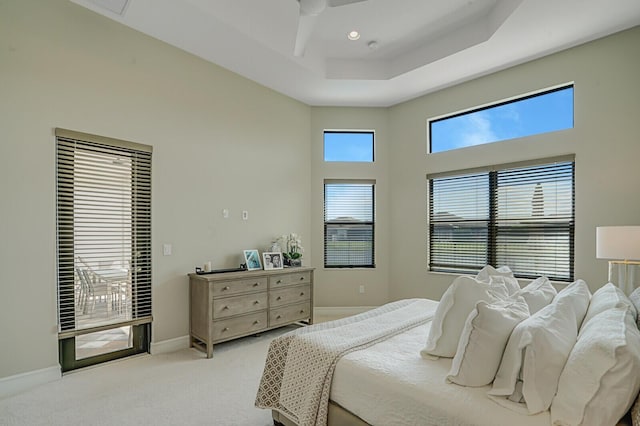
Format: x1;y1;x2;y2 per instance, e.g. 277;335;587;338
0;326;300;426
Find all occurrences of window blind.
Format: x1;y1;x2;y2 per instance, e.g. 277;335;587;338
428;157;574;281
494;161;574;280
324;181;375;268
429;173;489;274
56;129;152;336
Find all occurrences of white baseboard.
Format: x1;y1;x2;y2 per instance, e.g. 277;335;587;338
150;335;191;355
150;308;379;354
0;366;61;400
315;306;378;318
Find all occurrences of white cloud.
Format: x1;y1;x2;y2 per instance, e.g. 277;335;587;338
455;112;498;148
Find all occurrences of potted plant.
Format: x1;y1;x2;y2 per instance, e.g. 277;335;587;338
276;233;304;267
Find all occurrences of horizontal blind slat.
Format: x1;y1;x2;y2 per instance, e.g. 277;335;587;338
57;134;152;334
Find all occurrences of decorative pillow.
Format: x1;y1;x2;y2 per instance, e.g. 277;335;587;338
422;275;509;358
551;306;640;426
514;276;557;315
488;279;591;414
476;265;521;295
447;296;529;387
582;282;638;328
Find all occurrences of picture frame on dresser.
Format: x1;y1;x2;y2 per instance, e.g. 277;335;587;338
263;252;283;270
243;249;262;270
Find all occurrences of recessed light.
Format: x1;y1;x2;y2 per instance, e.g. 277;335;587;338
347;31;360;41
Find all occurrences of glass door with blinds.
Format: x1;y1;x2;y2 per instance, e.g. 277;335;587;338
56;128;152;372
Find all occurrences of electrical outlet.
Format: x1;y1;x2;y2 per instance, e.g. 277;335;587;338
222;208;229;219
242;210;249;221
359;285;365;294
163;243;172;256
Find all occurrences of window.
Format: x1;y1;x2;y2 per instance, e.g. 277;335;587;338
324;131;374;162
428;156;574;281
56;128;152;371
429;85;574;153
324;181;375;268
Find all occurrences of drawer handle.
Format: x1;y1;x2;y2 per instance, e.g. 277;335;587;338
223;286;230;291
223;327;229;332
276;315;282;320
253;320;260;325
276;280;282;284
254;300;260;305
300;292;305;296
300;310;305;314
276;296;282;301
299;277;305;281
222;306;229;310
253;282;259;287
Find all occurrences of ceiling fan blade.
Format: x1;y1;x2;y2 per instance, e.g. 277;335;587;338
298;0;327;16
294;14;318;57
327;0;367;7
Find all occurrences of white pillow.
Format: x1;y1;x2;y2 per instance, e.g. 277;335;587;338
551;306;640;426
476;265;521;295
488;279;591;414
582;282;638;328
422;275;509;358
447;296;529;387
515;276;557;315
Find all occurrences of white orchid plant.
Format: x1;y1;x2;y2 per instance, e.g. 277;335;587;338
276;233;304;261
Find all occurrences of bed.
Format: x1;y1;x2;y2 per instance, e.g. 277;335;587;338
256;294;639;426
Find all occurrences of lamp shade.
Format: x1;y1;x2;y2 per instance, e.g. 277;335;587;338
596;226;640;260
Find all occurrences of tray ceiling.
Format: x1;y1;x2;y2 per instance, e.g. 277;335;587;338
71;0;640;106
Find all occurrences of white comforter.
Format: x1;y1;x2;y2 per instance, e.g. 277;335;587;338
256;299;435;426
330;299;551;426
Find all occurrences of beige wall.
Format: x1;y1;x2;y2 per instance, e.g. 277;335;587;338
1;0;638;385
388;26;640;301
310;108;390;307
0;0;310;379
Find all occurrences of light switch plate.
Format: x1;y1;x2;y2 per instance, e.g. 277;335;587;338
163;243;172;256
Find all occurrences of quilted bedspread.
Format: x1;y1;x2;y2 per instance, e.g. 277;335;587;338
255;298;435;426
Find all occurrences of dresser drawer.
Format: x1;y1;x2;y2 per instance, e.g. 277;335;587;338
269;284;310;308
270;271;312;289
212;292;268;319
270;302;311;327
212;311;267;342
212;277;267;297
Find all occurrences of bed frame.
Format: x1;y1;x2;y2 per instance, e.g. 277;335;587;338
272;402;369;426
272;402;634;426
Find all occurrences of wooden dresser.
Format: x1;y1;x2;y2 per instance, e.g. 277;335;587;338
188;267;314;358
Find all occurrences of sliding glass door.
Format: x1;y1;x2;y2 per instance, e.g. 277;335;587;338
56;128;152;372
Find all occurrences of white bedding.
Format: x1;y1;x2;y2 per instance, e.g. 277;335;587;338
256;299;436;426
330;299;550;426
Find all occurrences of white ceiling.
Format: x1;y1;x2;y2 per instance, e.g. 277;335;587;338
71;0;640;107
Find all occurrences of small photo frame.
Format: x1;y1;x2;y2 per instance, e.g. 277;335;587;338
243;249;262;270
263;252;284;270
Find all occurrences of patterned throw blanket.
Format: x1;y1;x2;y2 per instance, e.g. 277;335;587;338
255;299;435;426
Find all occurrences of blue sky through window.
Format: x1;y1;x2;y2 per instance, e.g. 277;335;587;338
430;86;574;153
324;131;374;162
